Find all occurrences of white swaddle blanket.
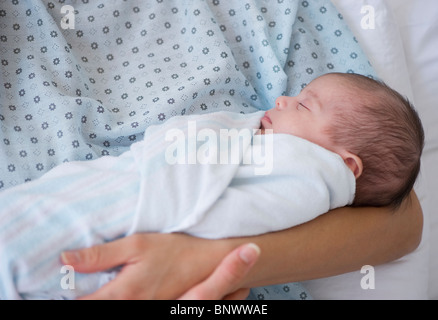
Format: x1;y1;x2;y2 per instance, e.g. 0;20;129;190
0;110;355;299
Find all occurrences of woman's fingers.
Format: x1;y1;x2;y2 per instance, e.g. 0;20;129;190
178;243;260;300
60;234;144;273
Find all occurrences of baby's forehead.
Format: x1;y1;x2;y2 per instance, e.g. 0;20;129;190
305;74;356;97
309;73;349;88
316;75;373;102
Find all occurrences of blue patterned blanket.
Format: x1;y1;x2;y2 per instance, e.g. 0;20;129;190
0;0;375;189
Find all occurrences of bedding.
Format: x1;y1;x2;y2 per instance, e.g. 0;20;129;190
0;0;431;300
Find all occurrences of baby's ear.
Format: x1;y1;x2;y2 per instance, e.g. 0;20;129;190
341;152;363;179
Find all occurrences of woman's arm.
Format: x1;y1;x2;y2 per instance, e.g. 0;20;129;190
238;190;423;287
62;190;423;299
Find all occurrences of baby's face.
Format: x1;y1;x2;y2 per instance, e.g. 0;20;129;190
261;74;346;153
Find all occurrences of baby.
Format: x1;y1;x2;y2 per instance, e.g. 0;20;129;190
0;73;424;299
262;72;424;208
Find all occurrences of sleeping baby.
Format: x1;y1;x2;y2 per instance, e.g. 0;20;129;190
0;72;424;299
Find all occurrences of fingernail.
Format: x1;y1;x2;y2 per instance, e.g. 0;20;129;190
61;250;81;265
239;243;261;264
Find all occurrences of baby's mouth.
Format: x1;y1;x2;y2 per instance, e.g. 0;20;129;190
262;111;272;124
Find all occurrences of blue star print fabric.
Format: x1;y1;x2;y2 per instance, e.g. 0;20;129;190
0;0;375;188
0;0;376;300
248;282;313;300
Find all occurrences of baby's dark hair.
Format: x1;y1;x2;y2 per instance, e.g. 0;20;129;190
323;73;424;208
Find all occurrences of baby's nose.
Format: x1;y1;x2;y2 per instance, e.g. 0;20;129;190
275;96;292;110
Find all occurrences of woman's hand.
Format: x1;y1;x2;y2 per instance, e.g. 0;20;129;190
61;233;259;300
